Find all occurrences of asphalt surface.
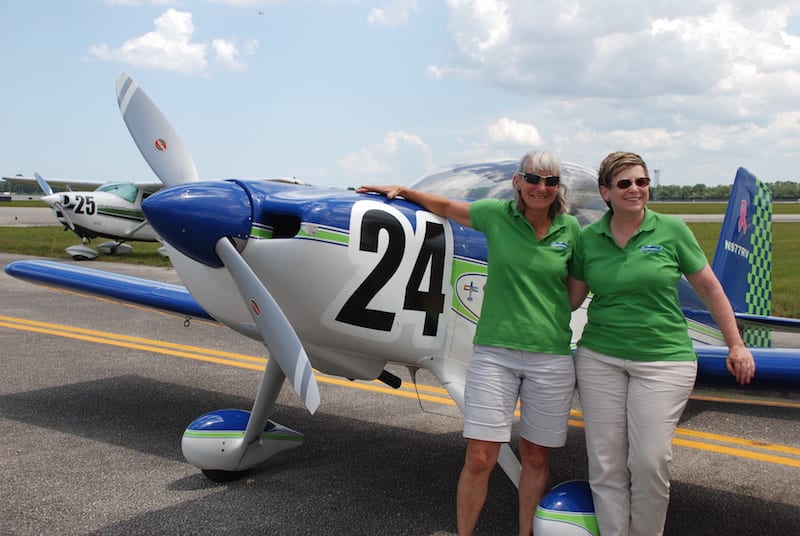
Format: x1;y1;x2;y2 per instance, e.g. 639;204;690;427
0;206;57;226
2;208;800;535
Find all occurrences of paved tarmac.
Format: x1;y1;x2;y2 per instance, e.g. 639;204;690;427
0;206;57;226
1;252;799;535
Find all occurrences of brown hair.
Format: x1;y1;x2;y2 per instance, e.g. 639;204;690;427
597;151;649;210
597;151;649;188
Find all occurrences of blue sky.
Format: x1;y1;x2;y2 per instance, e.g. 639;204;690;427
3;1;800;189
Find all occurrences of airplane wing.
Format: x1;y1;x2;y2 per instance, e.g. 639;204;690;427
7;258;800;393
695;345;800;391
2;175;162;193
4;259;212;321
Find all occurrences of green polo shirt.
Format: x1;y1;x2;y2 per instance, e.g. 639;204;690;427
570;209;708;361
470;199;580;355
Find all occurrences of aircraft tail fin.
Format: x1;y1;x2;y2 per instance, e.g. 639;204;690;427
711;167;773;347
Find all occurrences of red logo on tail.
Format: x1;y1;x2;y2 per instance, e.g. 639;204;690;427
738;199;748;233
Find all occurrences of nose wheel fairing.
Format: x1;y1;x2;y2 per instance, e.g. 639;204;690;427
182;409;303;474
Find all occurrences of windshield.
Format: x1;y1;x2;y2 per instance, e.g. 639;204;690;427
409;160;607;226
96;182;139;203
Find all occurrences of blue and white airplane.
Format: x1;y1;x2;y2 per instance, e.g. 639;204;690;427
5;74;800;486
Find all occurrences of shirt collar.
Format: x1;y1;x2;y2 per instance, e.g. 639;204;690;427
597;208;656;238
508;200;565;239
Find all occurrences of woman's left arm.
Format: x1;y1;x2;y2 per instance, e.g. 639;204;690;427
567;277;589;312
686;264;755;385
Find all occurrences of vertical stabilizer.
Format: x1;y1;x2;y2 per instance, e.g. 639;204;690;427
712;168;773;347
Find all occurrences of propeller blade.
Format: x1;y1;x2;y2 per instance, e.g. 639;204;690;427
115;73;199;187
33;172;53;196
215;237;321;414
35;172;75;231
57;203;76;231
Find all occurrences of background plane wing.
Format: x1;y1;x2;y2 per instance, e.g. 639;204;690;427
2;175;162;193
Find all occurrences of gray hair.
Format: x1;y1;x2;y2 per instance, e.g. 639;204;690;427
514;150;569;218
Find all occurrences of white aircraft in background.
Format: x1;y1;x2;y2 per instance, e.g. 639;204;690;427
5;73;800;491
1;173;164;260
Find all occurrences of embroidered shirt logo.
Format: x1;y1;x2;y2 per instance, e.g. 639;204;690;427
640;245;662;253
550;241;569;250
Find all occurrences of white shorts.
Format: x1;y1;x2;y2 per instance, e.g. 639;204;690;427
462;345;576;446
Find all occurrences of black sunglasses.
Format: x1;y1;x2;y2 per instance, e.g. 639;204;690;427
613;177;651;189
520;172;560;187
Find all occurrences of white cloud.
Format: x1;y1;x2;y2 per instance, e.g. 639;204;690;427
101;0;178;4
573;127;678;151
368;0;419;27
337;131;434;181
434;2;800;103
243;39;260;55
87;9;252;75
72;1;800;184
487;117;544;146
439;0;510;74
428;1;800;182
212;38;256;72
208;0;286;6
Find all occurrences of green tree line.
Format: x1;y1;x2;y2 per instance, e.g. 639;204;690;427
652;181;800;201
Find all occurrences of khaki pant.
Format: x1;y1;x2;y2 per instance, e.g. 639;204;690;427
575;347;697;536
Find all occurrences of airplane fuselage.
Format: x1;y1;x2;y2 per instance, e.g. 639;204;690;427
158;182;480;379
43;187;159;243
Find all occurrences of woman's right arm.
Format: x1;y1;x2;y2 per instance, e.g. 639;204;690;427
357;185;472;227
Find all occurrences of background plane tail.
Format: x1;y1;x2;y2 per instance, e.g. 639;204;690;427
711;167;773;347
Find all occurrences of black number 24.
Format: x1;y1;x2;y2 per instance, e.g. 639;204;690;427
335;207;447;337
